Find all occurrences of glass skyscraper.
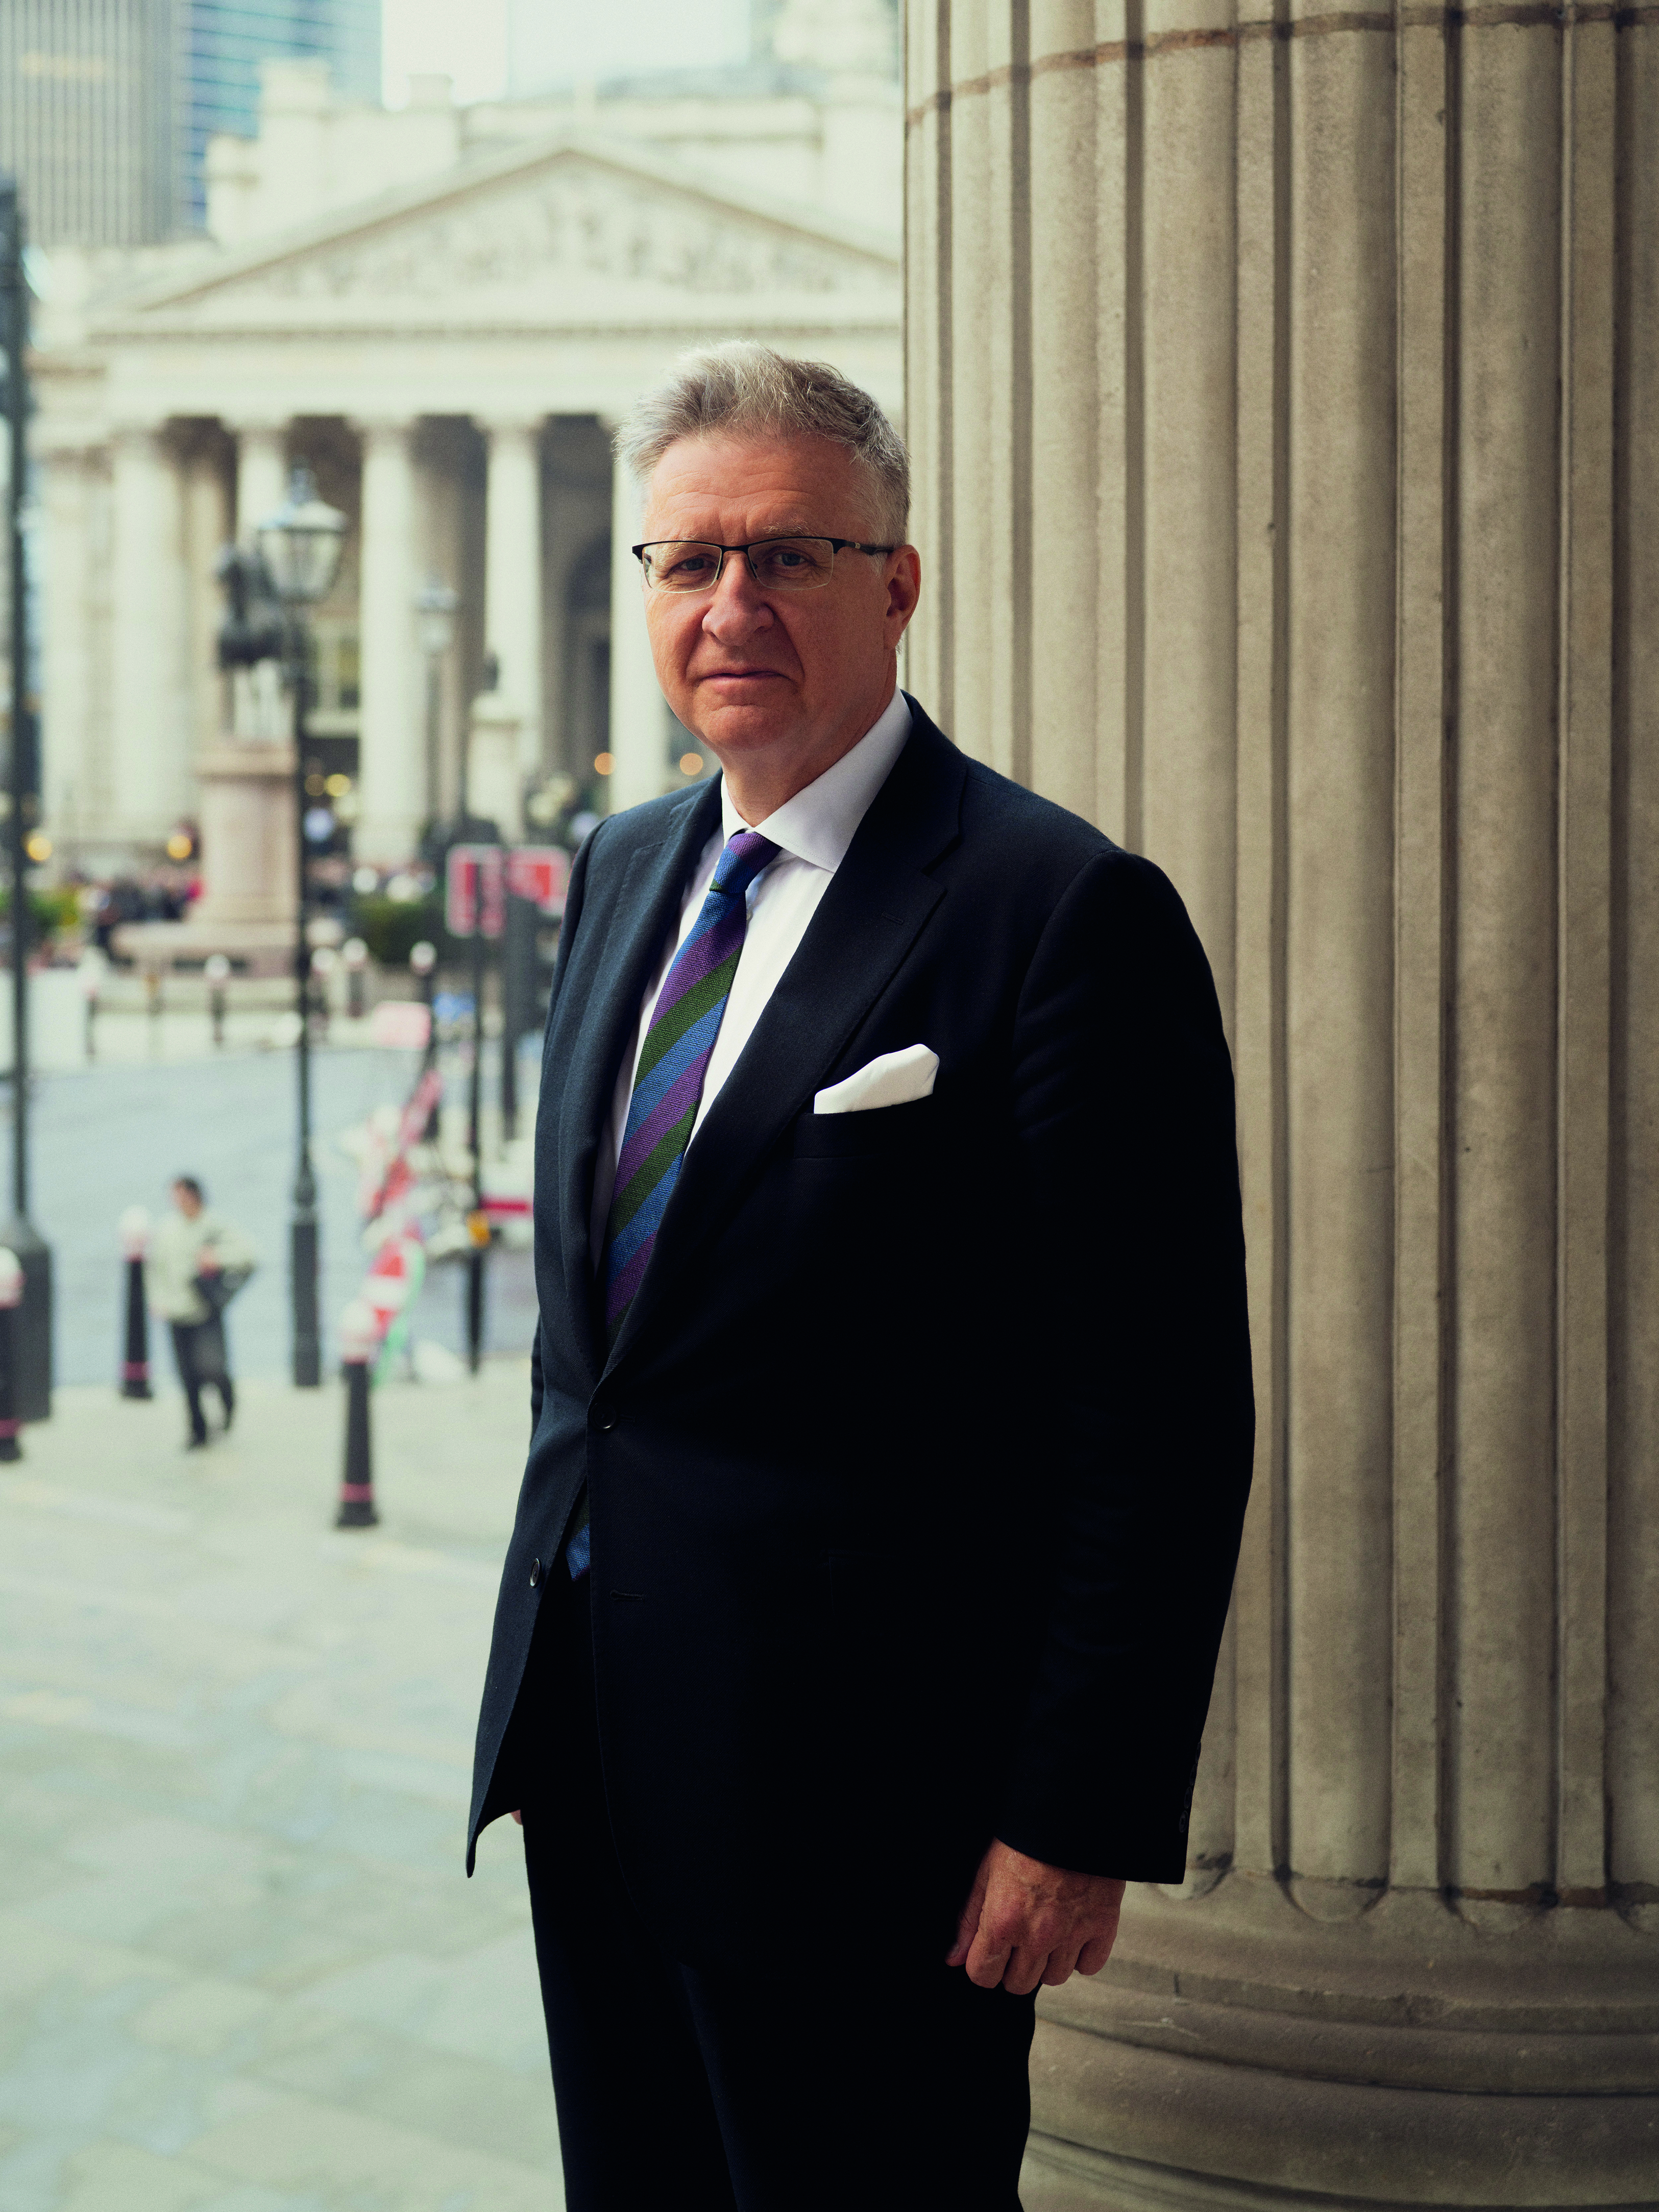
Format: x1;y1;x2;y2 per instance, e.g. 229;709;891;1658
178;2;380;229
0;0;381;248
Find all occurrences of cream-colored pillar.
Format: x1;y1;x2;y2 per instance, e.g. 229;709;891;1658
607;436;666;815
109;425;188;848
182;445;231;766
232;421;286;538
228;421;288;742
355;422;421;863
481;419;544;805
905;2;1658;2203
39;445;99;855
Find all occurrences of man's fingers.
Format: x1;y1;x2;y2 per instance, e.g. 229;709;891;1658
1075;1931;1115;1976
1000;1945;1052;1997
963;1928;1012;1990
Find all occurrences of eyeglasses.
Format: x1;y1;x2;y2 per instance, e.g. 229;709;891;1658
632;536;896;595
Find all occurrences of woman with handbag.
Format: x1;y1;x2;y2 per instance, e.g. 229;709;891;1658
147;1176;256;1449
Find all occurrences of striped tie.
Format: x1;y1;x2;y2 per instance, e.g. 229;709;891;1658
601;828;779;1344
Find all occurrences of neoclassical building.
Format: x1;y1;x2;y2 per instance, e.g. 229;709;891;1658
32;22;901;873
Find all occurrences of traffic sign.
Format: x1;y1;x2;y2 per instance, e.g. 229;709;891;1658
505;845;569;914
446;844;505;940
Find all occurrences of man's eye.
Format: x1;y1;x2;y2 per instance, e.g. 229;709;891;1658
666;552;715;579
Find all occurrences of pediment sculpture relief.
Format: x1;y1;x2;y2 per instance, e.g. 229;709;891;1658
208;161;895;308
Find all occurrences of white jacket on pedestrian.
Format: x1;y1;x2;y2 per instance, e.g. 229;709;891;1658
147;1209;257;1325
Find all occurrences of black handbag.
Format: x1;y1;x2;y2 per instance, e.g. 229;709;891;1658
193;1264;252;1318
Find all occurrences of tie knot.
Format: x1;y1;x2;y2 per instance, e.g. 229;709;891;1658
710;830;779;902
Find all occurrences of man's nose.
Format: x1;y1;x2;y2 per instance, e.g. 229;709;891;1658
700;554;773;637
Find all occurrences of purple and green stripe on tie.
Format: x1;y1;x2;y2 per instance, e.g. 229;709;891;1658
601;828;779;1344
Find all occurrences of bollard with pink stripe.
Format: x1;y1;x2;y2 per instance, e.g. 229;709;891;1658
0;1247;24;1461
335;1297;381;1528
118;1207;154;1400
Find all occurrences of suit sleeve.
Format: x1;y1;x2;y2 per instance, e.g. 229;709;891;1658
994;848;1254;1884
527;825;599;1446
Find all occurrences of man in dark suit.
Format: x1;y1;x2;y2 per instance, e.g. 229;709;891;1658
470;343;1253;2211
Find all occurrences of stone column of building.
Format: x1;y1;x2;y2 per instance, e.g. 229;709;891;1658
109;425;189;848
228;422;289;743
480;420;545;812
905;5;1657;2206
355;422;422;864
38;441;101;856
607;435;667;814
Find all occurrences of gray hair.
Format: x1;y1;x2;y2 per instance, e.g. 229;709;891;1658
615;342;910;546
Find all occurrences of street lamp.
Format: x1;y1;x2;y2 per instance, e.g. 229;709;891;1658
414;578;458;836
1;174;51;1427
257;463;346;1388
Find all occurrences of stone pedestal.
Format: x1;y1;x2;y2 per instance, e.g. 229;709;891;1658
905;4;1658;2202
468;693;524;844
113;739;301;976
192;740;297;928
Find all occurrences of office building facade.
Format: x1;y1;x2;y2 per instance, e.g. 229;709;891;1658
0;0;380;247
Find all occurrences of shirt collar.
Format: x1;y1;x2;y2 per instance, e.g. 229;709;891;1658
717;688;913;873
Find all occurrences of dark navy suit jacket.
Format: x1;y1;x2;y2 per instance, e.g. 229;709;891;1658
468;701;1253;1972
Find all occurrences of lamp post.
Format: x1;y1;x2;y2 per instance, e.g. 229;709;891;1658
256;464;346;1389
0;174;51;1425
414;578;457;839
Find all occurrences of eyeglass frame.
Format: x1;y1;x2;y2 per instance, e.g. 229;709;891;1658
631;535;898;594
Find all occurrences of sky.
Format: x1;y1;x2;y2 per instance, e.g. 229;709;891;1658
381;0;752;108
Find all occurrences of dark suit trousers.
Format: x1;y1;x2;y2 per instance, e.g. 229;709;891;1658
515;1568;1037;2211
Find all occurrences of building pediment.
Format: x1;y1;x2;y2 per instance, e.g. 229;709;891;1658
95;132;899;336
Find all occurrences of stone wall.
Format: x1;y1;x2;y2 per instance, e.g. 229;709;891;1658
903;2;1658;2202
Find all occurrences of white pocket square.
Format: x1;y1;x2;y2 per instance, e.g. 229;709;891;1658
813;1043;938;1116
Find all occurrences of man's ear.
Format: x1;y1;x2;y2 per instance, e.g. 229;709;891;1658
886;546;922;636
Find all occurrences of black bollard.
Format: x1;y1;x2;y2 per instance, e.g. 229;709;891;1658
465;1210;489;1374
118;1207;153;1399
334;1301;379;1528
0;1246;23;1461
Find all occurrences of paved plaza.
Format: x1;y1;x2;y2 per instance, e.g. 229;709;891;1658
0;1360;561;2212
14;1016;539;1390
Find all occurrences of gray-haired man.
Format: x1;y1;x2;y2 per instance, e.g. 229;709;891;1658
470;343;1254;2209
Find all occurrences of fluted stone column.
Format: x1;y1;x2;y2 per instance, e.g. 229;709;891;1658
905;4;1658;2204
481;419;545;801
228;422;288;743
356;422;421;863
608;435;668;814
38;443;100;851
109;425;189;847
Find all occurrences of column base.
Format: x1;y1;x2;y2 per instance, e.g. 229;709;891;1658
1022;2136;1659;2212
1024;1873;1659;2208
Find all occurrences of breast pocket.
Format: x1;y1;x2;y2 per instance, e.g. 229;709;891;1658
790;1094;940;1160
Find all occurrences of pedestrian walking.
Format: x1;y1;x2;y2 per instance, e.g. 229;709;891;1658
147;1176;255;1449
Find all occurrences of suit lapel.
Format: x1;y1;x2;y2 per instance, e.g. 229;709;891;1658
556;781;723;1377
603;705;966;1374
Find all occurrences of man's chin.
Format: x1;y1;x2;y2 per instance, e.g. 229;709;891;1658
689;700;806;756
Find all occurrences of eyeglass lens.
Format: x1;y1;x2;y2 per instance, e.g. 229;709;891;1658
644;538;838;593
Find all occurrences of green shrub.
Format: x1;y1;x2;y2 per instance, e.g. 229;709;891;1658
0;886;85;939
349;891;450;970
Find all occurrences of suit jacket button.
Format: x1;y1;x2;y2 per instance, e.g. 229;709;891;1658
529;1557;543;1588
595;1410;616;1431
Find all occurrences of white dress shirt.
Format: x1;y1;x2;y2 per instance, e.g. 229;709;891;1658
588;686;913;1260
